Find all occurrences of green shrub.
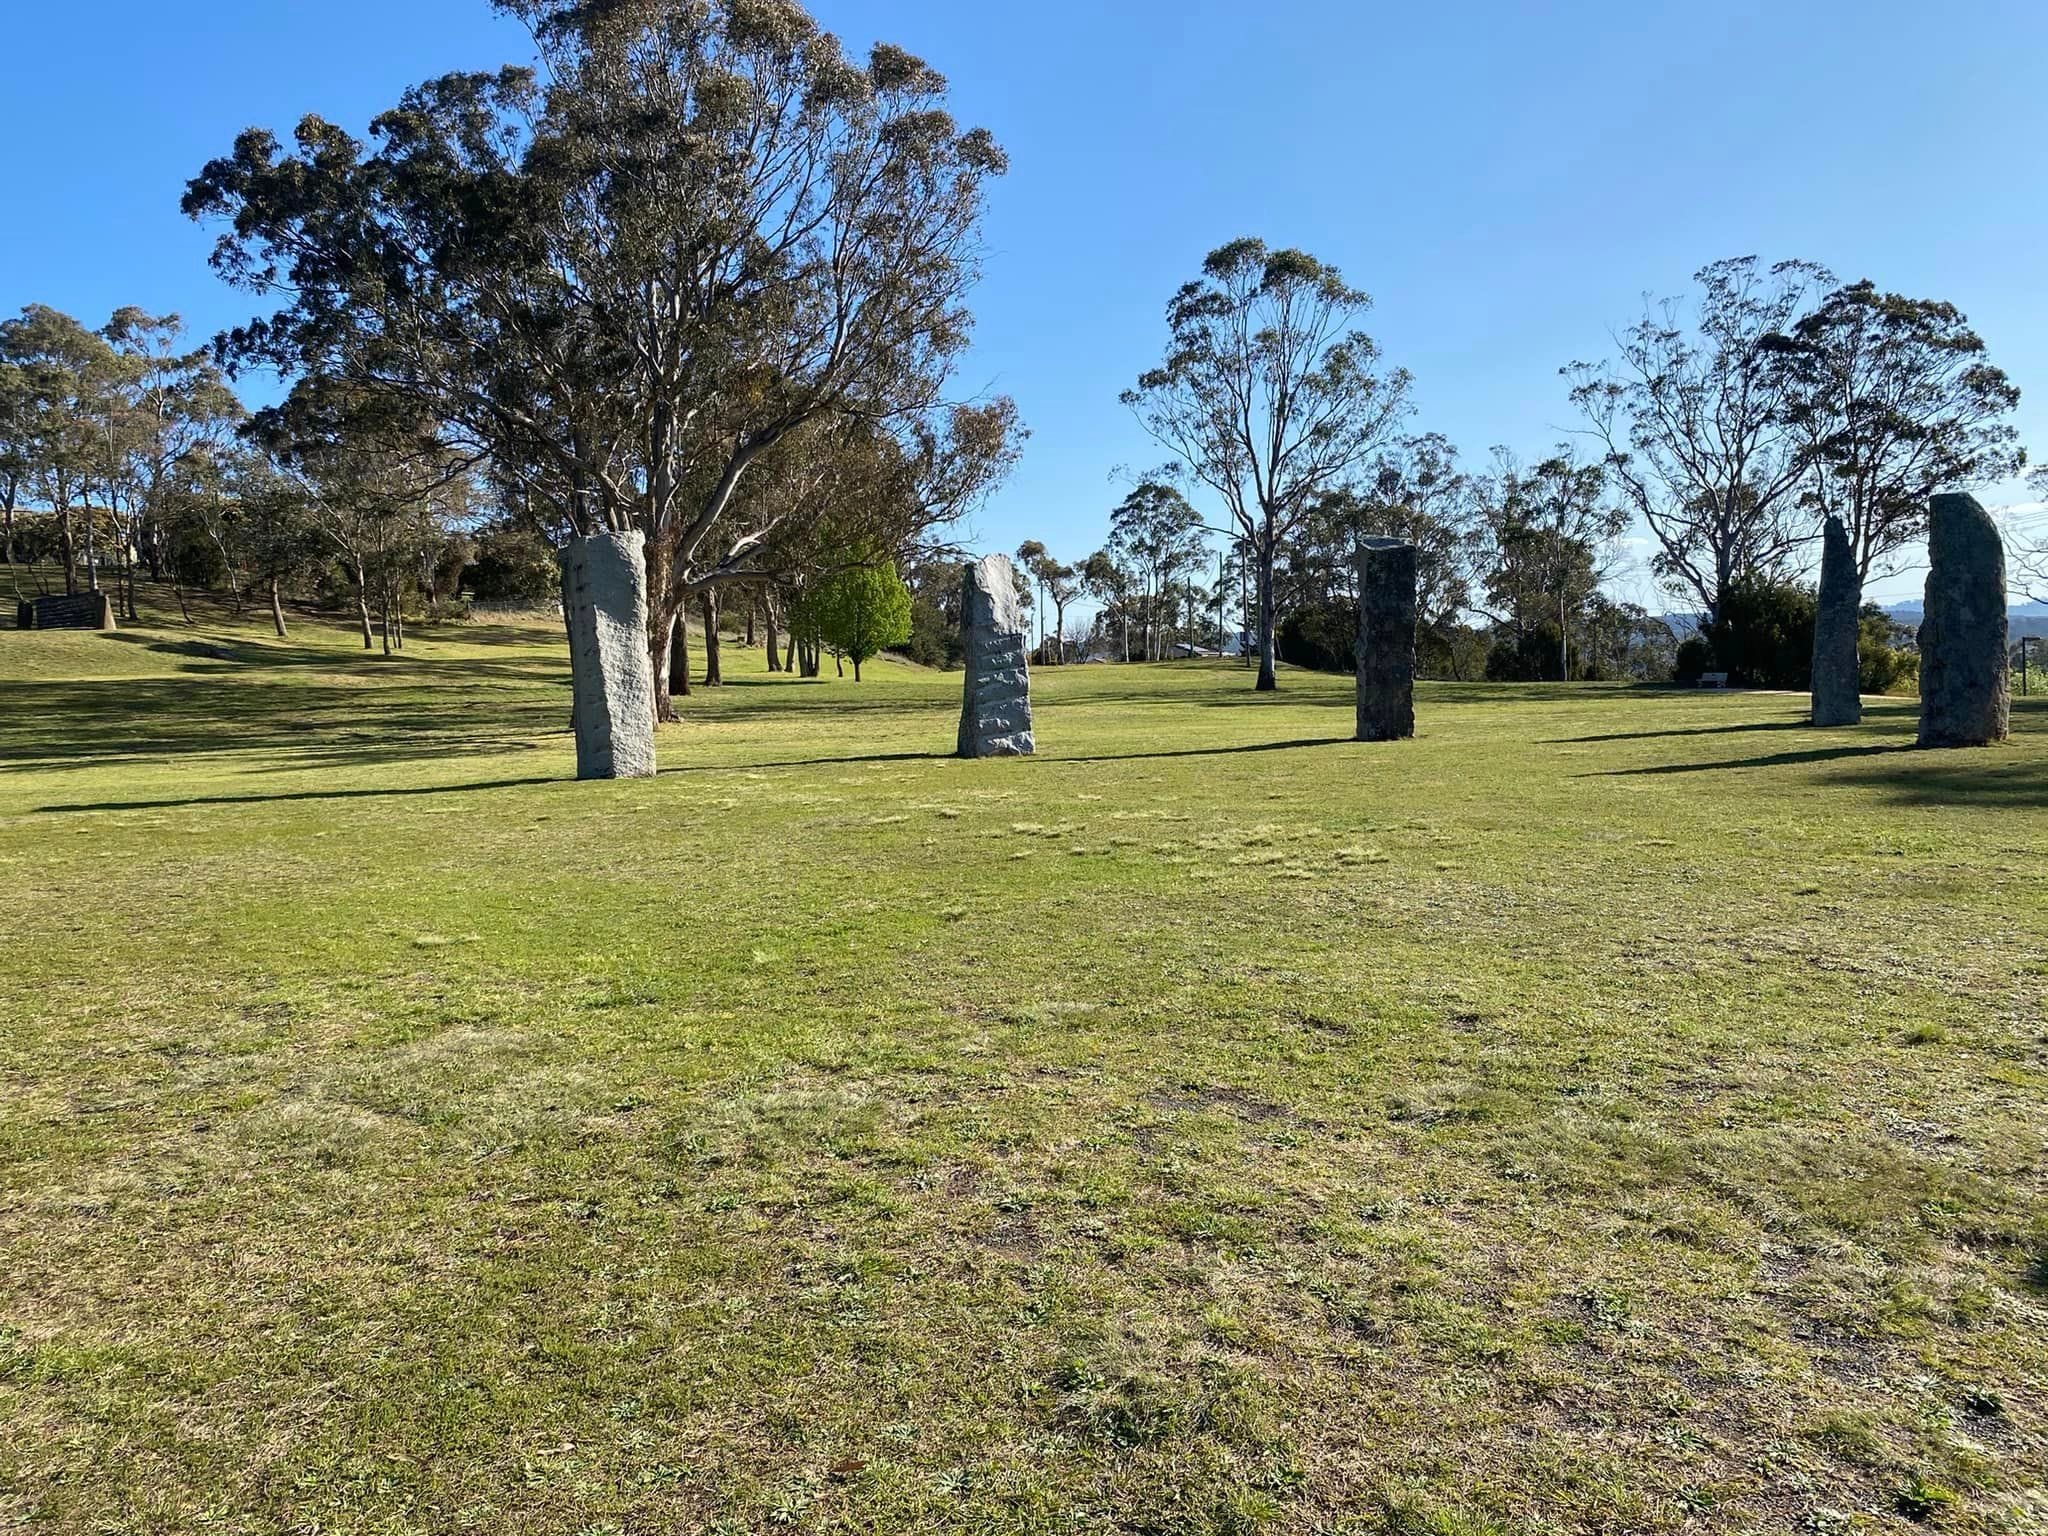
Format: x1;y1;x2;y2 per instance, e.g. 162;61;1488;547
1277;600;1355;673
1673;636;1713;685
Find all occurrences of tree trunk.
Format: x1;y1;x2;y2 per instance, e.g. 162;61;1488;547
59;510;76;595
745;592;756;647
701;590;722;685
670;603;692;699
764;589;782;671
380;589;392;655
172;574;192;625
2;499;19;602
853;654;863;682
355;557;374;649
270;576;288;638
647;559;681;722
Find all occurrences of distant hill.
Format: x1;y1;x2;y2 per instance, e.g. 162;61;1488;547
1658;601;2048;643
1883;601;2048;641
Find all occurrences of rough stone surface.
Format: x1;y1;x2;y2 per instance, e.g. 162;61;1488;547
1811;514;1862;726
957;553;1034;758
1917;492;2009;748
1354;537;1418;742
23;592;116;630
561;529;657;780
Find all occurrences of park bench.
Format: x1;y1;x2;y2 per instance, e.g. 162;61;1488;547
1698;672;1729;689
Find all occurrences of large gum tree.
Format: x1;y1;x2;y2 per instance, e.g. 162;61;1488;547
185;0;1011;767
1125;240;1412;691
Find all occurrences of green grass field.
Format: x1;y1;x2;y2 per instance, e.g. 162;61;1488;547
3;592;2046;1535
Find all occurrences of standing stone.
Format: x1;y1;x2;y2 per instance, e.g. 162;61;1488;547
957;553;1034;757
1917;492;2009;748
561;528;657;780
1354;537;1418;742
1811;514;1862;726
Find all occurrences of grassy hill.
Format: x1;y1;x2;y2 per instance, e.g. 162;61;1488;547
3;593;2045;1533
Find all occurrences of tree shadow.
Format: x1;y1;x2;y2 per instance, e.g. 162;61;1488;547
1589;743;1911;777
1832;751;2048;808
1546;702;1920;745
0;672;563;774
1063;736;1353;764
34;775;568;814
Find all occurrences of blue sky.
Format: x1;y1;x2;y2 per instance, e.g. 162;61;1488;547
6;0;2046;606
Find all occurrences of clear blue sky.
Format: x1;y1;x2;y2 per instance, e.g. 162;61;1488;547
6;0;2046;605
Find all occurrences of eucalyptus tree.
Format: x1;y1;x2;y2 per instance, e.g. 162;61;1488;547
1108;479;1207;661
1762;281;2023;712
1126;239;1413;688
1566;257;1830;624
0;306;118;595
1292;432;1480;669
1037;555;1081;664
0;356;27;597
1080;548;1134;662
1015;540;1079;663
186;0;1010;764
100;310;243;615
718;397;1012;683
1469;449;1629;681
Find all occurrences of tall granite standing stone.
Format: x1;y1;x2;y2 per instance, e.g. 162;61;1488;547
956;553;1034;757
1811;513;1862;727
1354;537;1418;742
1917;492;2009;748
561;528;658;780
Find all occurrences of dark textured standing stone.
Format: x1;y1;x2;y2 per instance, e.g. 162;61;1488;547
1917;492;2009;748
1811;514;1862;726
957;553;1034;757
1354;537;1418;742
561;528;657;780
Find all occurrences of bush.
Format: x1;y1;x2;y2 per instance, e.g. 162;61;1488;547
1702;577;1815;690
1858;606;1914;694
1484;625;1565;682
1673;636;1713;685
1277;600;1356;673
902;597;962;669
466;525;560;603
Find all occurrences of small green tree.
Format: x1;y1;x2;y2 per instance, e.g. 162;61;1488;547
812;561;913;682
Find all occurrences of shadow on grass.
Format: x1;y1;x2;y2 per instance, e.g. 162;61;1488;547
1833;751;2048;808
1062;735;1354;764
1547;702;1920;746
0;671;565;774
1588;739;2048;808
30;737;1365;811
35;775;569;814
1590;744;1910;777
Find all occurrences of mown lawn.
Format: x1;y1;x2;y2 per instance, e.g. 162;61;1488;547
2;592;2045;1535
